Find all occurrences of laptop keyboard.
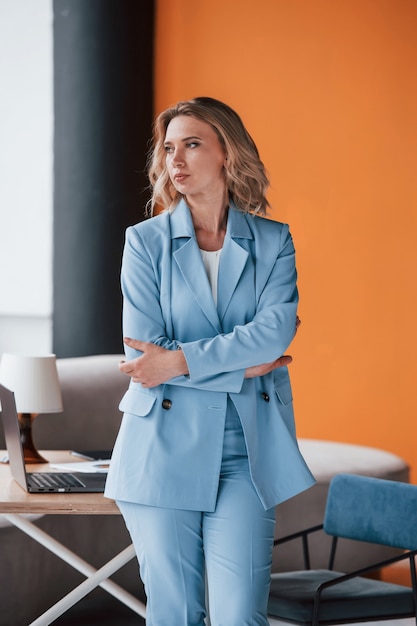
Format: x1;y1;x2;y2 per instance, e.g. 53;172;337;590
28;472;85;490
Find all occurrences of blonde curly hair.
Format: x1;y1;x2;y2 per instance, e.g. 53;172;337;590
146;97;270;216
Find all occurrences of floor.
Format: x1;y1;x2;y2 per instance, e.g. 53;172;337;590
54;592;146;625
54;597;415;626
52;562;414;626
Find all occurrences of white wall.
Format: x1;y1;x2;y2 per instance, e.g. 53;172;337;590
0;0;53;356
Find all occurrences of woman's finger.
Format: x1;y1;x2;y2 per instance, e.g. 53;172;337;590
124;337;148;351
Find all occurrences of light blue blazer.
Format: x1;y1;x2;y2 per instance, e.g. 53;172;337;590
104;199;315;511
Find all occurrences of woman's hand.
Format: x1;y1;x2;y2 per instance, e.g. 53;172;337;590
244;355;293;379
119;338;188;388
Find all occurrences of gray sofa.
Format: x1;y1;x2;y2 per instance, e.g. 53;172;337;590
0;355;410;625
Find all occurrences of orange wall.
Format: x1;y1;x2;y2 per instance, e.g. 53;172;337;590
155;0;417;479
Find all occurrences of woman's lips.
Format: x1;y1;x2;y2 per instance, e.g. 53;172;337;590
174;174;189;183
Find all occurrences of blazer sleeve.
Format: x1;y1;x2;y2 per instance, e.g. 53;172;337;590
180;224;298;382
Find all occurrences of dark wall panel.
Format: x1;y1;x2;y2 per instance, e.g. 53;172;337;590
53;0;154;357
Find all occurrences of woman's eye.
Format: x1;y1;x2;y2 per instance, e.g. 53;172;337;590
164;145;174;153
187;142;199;149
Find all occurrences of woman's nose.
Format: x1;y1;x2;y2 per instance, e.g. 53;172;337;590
172;148;185;166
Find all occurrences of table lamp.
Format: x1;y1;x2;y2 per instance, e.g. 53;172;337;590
0;354;63;464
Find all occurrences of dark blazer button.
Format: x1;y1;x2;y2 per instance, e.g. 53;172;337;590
261;392;270;403
162;398;172;410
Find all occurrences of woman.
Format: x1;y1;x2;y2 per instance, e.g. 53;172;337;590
104;97;315;625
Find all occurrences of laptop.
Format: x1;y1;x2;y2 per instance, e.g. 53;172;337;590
0;383;107;493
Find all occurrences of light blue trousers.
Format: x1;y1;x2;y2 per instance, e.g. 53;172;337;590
117;404;276;626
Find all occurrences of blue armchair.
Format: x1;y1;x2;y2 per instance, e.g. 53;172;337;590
268;473;417;624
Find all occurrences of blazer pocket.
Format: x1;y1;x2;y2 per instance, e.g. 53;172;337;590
274;371;293;406
119;386;157;417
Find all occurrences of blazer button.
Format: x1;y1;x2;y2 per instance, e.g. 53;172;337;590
261;392;270;403
162;398;172;410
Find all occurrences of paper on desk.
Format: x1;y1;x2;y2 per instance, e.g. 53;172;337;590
49;460;111;473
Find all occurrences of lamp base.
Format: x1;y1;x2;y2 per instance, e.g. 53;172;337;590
18;413;48;464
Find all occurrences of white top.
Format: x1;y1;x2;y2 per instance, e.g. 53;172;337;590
200;248;222;306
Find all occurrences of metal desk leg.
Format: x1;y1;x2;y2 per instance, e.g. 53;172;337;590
4;514;146;623
29;544;141;626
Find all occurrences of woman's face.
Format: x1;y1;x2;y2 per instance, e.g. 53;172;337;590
164;115;227;203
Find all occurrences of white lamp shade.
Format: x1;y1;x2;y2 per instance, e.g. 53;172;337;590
0;354;63;414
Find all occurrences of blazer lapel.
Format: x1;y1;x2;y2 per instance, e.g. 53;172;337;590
170;200;253;330
171;200;222;333
217;206;252;321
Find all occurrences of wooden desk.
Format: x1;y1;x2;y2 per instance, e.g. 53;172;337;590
0;450;119;515
0;451;146;625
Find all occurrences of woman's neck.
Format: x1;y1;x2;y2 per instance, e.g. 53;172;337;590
186;192;229;251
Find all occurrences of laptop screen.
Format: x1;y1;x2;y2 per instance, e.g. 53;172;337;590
0;384;30;490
